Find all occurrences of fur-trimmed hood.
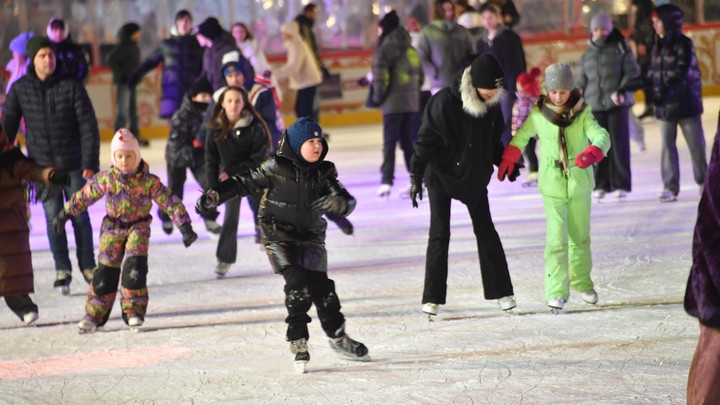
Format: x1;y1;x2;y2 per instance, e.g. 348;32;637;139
457;66;505;117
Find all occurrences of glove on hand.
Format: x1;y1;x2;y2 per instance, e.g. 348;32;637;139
610;91;625;106
497;146;523;181
178;223;198;247
195;190;219;215
357;77;370;87
575;145;604;169
311;193;354;216
192;139;203;149
410;173;423;208
52;211;70;234
126;73;140;89
49;171;70;186
321;67;331;80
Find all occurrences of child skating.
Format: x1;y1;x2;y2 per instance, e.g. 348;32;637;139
498;63;611;313
196;117;369;372
512;67;542;187
53;129;197;333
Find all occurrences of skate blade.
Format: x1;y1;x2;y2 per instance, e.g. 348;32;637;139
129;327;141;333
425;313;435;322
58;286;70;295
294;360;308;373
78;327;96;334
550;308;562;315
503;308;515;314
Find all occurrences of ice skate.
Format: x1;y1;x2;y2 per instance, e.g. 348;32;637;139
53;270;71;295
329;324;370;361
23;311;38;326
616;190;628;202
521;172;538;188
548;297;565;314
497;295;517;313
81;267;96;284
78;319;97;334
204;219;222;240
215;262;231;277
592;190;606;202
659;190;677;203
376;184;392;199
580;289;598;305
422;302;438;321
161;219;173;235
128;316;143;332
290;338;310;373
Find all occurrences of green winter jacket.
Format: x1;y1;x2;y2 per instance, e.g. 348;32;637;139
510;100;610;199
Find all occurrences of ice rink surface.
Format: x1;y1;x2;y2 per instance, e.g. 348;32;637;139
1;101;717;404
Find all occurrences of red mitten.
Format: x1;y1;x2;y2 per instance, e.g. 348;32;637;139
574;145;604;169
192;139;203;149
498;145;523;181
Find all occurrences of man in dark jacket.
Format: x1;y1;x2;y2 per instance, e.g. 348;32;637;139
648;4;707;202
410;54;518;319
2;36;100;294
196;17;251;91
128;10;204;120
631;0;656;119
47;17;90;84
295;3;330;79
107;23;148;146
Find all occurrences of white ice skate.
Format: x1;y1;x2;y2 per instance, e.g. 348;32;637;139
548;297;565;314
497;296;517;313
521;172;538;188
23;311;38;326
593;190;606;203
215;262;231;278
616;190;628;202
290;338;310;373
54;270;71;296
128;316;143;332
376;184;392;199
580;289;598;305
78;319;97;334
422;302;438;321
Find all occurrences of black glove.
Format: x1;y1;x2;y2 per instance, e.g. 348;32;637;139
311;193;354;216
52;211;70;234
127;73;140;89
49;171;70;186
508;162;524;182
321;67;331;80
178;223;198;248
195;190;219;215
357;77;369;87
410;173;423;208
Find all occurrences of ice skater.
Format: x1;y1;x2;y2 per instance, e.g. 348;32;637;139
512;67;542;187
196;117;369;372
53;129;197;333
0;126;68;325
498;63;611;313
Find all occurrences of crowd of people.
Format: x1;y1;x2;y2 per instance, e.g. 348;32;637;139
0;0;718;388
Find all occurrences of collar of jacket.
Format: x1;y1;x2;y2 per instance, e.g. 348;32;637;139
459;66;505;117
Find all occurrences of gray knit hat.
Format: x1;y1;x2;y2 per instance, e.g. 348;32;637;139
544;63;574;91
590;13;613;32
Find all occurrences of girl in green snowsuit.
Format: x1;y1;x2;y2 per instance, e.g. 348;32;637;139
498;63;611;311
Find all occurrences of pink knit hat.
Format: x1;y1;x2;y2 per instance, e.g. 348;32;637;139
111;128;141;172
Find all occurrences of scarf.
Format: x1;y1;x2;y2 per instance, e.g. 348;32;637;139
537;89;586;176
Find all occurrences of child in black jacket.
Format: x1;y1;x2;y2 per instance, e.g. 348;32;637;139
196;117;369;373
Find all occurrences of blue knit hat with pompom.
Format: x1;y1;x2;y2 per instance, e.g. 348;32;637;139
286;117;323;157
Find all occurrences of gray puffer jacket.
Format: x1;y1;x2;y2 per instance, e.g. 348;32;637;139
371;27;424;115
576;29;639;112
416;19;474;93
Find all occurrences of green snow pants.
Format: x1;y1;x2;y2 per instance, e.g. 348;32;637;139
542;192;594;302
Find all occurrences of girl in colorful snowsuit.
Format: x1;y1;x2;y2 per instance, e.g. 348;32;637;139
196;117;369;372
511;67;542;187
498;63;611;311
53;129;197;333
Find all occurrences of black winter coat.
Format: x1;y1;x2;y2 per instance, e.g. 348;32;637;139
131;32;204;119
648;4;703;120
201;32;252;91
52;36;90;84
212;134;354;274
2;69;100;173
205;113;269;188
476;26;526;95
107;24;141;84
411;66;506;203
166;96;208;169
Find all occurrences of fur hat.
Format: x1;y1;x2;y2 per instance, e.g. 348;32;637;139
26;36;54;62
111;128;141;172
544;63;574;91
197;17;223;40
10;32;34;55
470;54;504;89
517;67;542;98
590;12;613;32
286;117;323;158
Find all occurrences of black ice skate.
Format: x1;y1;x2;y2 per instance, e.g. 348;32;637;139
290;338;310;373
54;270;72;295
328;324;370;362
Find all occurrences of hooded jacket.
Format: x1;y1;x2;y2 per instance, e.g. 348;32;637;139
274;22;323;90
416;19;475;93
576;28;639;112
410;66;506;203
107;23;141;84
476;25;526;95
371;26;424;114
201;31;248;91
47;18;90;84
648;4;703;120
166;95;208;168
130;25;205;119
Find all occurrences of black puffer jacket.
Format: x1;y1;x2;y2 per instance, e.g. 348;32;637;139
411;65;506;204
211;133;354;274
2;69;100;173
205;112;269;188
52;36;90;84
107;23;141;84
166;95;208;169
648;4;703;120
131;31;205;119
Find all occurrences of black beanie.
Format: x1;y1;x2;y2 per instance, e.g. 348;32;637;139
188;78;213;98
379;11;400;35
198;17;223;40
470;54;505;89
26;36;54;62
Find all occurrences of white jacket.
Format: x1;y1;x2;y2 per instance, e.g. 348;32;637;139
273;22;322;90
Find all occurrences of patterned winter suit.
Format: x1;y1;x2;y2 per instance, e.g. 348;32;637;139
65;161;190;325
